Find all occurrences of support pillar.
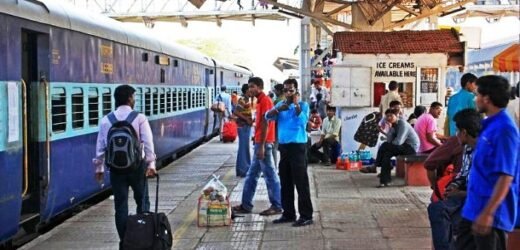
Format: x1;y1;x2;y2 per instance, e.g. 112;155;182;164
300;17;311;102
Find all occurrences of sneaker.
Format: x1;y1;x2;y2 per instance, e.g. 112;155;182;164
292;217;313;227
273;216;296;224
259;207;283;216
232;205;251;214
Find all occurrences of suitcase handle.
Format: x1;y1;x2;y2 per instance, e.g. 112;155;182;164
155;174;159;214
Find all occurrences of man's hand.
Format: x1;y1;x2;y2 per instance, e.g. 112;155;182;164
95;172;104;183
146;168;157;177
472;212;494;236
279;103;290;111
293;93;300;105
257;144;265;160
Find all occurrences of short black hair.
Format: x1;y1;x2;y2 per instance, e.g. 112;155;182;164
311;109;318;114
248;77;264;89
241;83;249;95
220;85;227;91
389;100;402;108
516;81;520;98
326;105;336;112
413;105;427;118
283;78;298;89
385;108;399;116
388;81;398;91
430;102;443;109
454;108;482;138
460;73;477;88
274;83;284;92
114;84;136;108
476;75;510;108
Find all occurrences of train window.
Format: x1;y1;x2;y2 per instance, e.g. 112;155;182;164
172;88;178;111
173;59;178;67
135;88;143;113
160;69;165;83
88;88;99;127
159;88;166;114
142;53;148;62
166;88;172;112
71;88;84;129
153;88;159;115
51;88;66;133
187;89;192;109
102;88;111;116
144;88;151;116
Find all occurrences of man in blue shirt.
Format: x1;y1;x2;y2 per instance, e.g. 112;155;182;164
447;73;477;136
266;78;314;227
217;86;232;141
457;75;519;250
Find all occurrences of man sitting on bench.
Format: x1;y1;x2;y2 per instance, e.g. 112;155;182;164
374;108;420;187
312;105;341;166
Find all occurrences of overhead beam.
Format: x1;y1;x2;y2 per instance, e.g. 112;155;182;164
384;0;476;30
325;3;351;16
261;0;356;30
324;0;353;5
311;18;333;36
396;4;419;16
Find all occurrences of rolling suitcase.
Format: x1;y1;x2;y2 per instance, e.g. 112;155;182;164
123;174;172;250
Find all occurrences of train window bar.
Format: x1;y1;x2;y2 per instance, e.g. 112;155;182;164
144;88;151;116
159;88;166;114
135;87;143;113
88;88;99;127
51;87;66;133
101;88;111;116
166;88;172;113
71;88;84;129
153;88;159;115
172;88;178;112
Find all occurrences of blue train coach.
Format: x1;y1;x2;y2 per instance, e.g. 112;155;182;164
0;0;252;245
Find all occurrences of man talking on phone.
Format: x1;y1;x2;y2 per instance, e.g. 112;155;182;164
266;78;314;227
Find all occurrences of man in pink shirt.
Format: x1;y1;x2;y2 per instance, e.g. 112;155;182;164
414;102;444;153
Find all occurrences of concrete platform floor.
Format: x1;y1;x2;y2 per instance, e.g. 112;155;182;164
21;139;433;250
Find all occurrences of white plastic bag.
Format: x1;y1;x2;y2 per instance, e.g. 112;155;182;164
201;175;228;201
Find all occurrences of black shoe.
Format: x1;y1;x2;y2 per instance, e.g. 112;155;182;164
232;205;251;214
292;217;313;227
273;216;296;224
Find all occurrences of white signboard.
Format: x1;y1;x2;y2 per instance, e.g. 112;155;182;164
331;66;371;107
7;81;19;142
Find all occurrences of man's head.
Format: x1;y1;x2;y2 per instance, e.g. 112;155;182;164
389;100;403;116
454;108;482;146
429;102;443;119
274;83;284;97
326;105;336;119
311;109;318;114
220;85;227;92
388;81;398;91
460;73;478;92
475;75;511;114
385;108;400;124
241;83;250;96
114;84;136;108
248;77;264;97
283;78;298;98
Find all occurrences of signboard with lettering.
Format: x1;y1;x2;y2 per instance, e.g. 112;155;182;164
100;44;113;74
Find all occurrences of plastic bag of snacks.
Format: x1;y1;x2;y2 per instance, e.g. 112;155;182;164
197;175;231;227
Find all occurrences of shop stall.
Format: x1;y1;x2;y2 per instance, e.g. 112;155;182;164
330;29;465;154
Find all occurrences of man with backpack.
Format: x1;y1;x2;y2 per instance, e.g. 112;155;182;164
92;84;157;249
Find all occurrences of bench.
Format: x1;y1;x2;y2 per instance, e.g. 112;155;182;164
396;154;430;186
508;229;520;250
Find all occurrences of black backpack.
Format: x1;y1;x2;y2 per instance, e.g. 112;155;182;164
105;111;142;173
123;175;173;250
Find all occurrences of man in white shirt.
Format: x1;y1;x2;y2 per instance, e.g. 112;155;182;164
92;85;157;248
309;80;330;119
379;81;402;114
316;106;342;166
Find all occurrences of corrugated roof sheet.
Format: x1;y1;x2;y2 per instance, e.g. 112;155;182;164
333;29;464;54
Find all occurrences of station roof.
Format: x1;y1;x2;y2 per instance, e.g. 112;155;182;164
333;29;465;54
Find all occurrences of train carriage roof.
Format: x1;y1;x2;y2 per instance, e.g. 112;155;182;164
214;60;253;76
0;0;213;67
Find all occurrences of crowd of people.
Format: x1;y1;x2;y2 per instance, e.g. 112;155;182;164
92;71;519;249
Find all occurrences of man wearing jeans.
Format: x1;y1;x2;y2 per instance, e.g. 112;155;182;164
232;77;282;216
266;78;314;227
93;85;157;249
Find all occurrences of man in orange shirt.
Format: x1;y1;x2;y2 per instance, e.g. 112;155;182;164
232;77;282;216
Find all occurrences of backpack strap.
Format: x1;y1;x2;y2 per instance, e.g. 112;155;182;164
125;111;139;124
107;112;118;125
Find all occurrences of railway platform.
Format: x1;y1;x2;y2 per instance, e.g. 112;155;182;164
20;139;433;250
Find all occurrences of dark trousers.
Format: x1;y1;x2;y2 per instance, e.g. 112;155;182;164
110;165;150;241
321;137;337;163
278;143;314;220
375;142;415;184
456;219;507;250
428;195;465;250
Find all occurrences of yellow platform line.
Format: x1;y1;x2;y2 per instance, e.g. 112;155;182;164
171;166;235;248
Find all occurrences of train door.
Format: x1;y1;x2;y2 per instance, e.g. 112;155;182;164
20;29;49;230
204;68;212;137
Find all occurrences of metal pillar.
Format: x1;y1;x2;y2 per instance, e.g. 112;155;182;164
299;16;311;102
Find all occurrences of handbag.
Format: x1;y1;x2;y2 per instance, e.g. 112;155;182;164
354;112;381;147
211;94;225;113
